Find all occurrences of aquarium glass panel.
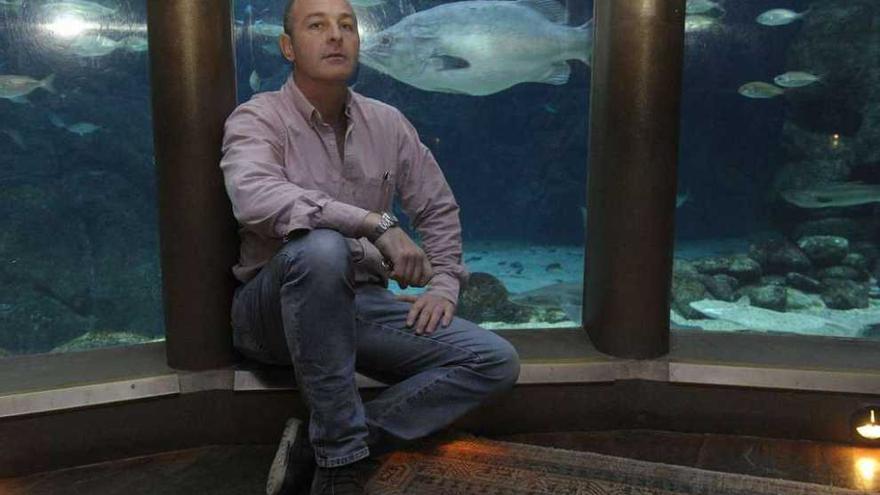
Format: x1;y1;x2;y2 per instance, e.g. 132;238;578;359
232;0;592;330
0;1;163;357
673;0;880;340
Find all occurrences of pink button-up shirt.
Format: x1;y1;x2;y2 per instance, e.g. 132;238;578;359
220;73;468;305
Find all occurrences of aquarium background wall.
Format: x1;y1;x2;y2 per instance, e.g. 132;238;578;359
1;0;878;359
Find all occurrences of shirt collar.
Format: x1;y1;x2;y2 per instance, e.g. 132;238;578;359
283;72;355;128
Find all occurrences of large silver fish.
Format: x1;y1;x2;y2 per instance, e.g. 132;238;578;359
359;0;592;96
781;182;880;208
39;0;117;19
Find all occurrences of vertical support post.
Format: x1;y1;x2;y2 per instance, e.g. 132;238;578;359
583;0;685;358
147;0;240;369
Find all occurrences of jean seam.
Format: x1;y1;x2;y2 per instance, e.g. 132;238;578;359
373;365;463;427
356;316;483;370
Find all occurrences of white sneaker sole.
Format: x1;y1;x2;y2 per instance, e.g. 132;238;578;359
266;417;303;495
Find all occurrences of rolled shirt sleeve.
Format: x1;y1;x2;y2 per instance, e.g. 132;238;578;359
393;109;469;305
220;100;371;240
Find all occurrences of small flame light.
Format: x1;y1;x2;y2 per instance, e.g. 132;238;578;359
854;407;880;441
830;133;841;149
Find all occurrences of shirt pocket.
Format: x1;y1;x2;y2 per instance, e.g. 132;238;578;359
369;170;396;212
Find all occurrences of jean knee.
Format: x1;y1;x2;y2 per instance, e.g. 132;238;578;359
484;337;521;389
277;229;352;279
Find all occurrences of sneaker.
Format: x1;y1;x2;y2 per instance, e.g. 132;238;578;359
266;417;316;495
309;456;383;495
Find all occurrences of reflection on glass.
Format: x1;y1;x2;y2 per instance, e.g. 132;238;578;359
0;0;162;358
233;0;592;330
672;0;880;339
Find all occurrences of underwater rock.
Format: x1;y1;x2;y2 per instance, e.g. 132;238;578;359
748;238;812;275
760;275;787;286
842;252;869;271
786;272;823;293
544;262;563;272
862;324;880;339
50;330;161;353
693;255;762;284
797;235;849;266
820;278;869;309
699;274;736;302
457;272;533;324
672;265;710;319
852;241;880;266
792;217;878;243
785;288;825;311
817;265;867;282
738;284;787;312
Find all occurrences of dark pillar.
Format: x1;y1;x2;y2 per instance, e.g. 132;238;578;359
583;0;685;358
147;0;240;369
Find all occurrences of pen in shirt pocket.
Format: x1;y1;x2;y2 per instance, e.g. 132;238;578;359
378;169;392;210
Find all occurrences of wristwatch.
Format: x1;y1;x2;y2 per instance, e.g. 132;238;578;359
370;211;399;242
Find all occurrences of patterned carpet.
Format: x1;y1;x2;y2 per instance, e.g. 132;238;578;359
366;432;871;494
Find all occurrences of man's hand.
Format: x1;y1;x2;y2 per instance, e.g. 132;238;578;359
360;212;433;289
396;293;454;335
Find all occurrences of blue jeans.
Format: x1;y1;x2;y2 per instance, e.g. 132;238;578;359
230;229;521;468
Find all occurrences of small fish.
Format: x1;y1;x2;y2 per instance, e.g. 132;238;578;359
738;81;785;99
676;189;690;208
9;95;29;105
66;122;101;136
542;103;558;114
0;74;56;99
781;182;880;208
773;71;821;88
686;0;725;16
69;34;120;57
251;21;284;37
684;15;718;33
249;69;261;92
545;262;562;272
120;35;149;53
0;128;26;149
756;8;809;26
49;111;67;128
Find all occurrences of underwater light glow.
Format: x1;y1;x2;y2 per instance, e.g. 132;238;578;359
45;15;90;37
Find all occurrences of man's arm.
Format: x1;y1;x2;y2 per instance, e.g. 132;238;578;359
220;102;374;240
392;109;469;305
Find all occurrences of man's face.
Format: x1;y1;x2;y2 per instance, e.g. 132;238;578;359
282;0;359;84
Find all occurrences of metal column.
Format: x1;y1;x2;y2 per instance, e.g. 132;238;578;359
147;0;240;369
583;0;685;358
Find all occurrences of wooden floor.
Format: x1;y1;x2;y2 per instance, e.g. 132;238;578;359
1;430;878;494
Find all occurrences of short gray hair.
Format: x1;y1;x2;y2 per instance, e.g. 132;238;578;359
283;0;296;36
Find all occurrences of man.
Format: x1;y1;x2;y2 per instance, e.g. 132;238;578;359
219;0;521;493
